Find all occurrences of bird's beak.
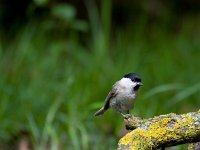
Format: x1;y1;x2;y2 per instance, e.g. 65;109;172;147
138;82;143;86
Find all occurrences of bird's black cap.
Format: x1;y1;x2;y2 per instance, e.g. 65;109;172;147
123;73;141;82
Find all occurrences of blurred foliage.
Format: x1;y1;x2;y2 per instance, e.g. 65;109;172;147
0;0;200;149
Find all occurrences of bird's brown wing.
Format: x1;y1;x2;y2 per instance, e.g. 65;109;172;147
104;86;118;110
94;84;118;116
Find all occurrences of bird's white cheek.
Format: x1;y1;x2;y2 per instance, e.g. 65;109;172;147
132;82;137;87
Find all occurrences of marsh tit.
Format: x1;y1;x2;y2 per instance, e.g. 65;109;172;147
94;73;143;117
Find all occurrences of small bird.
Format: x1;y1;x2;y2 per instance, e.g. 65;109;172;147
94;73;143;117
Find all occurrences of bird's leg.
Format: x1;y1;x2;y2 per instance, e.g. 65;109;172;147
121;111;132;119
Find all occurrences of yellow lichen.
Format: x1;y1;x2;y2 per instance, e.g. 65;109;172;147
119;128;153;149
119;111;200;150
119;131;134;145
145;117;179;142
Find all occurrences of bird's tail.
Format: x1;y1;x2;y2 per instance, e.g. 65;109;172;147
94;107;106;116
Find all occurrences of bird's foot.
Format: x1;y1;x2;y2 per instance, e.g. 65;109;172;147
121;113;132;119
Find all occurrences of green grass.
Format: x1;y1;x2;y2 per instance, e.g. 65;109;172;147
0;3;200;149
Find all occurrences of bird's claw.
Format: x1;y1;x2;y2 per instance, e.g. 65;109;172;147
121;113;132;119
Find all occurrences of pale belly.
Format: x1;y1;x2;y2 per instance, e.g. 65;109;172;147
110;94;136;113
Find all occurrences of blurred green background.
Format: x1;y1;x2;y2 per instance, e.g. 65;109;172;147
0;0;200;149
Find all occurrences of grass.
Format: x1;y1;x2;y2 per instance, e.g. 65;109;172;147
0;2;200;150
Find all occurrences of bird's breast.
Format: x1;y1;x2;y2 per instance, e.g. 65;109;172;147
110;92;137;112
121;93;136;105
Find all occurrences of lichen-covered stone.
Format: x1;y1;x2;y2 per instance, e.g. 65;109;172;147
118;109;200;150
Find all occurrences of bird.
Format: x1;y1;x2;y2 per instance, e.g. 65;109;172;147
94;73;143;117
